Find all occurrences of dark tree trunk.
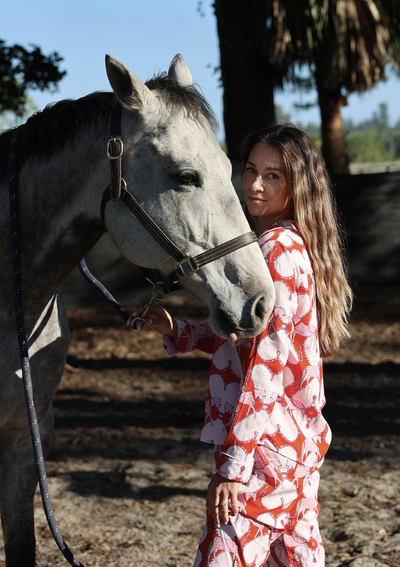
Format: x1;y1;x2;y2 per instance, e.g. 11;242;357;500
214;0;275;164
315;66;350;175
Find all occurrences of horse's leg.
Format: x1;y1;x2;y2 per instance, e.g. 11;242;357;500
0;404;54;567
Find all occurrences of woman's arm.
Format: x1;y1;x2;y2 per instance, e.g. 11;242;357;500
122;305;218;355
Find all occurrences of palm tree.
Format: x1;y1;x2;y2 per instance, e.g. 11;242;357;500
213;0;400;174
268;0;400;173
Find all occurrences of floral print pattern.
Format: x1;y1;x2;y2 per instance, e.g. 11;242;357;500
164;221;331;566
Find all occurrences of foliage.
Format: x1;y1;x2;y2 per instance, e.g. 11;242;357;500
266;102;400;164
303;123;323;150
0;98;38;132
0;39;66;116
220;140;228;155
346;125;395;163
269;0;399;94
300;103;400;163
275;104;291;124
345;103;400;163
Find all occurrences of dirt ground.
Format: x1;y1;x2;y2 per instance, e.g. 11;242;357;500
1;285;400;567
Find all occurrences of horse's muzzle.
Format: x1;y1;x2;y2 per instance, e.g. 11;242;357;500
212;290;274;339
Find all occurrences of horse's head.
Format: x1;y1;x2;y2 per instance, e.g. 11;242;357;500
102;55;275;339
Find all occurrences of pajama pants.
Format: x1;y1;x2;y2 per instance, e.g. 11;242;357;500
193;446;325;567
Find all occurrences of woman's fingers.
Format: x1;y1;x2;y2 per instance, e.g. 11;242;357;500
207;473;240;527
207;487;229;527
121;306;145;326
122;305;161;327
147;306;178;337
206;485;221;527
120;305;177;337
218;496;230;527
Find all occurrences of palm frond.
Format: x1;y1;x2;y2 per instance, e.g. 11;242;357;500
270;0;398;93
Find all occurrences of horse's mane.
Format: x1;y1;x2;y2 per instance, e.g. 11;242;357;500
0;74;217;182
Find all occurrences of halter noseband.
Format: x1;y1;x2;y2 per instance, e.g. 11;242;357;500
101;101;258;294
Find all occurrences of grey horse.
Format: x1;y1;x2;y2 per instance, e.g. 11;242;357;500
0;54;274;566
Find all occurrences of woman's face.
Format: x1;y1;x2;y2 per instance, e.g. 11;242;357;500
243;143;293;233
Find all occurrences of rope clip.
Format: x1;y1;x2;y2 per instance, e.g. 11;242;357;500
130;281;169;329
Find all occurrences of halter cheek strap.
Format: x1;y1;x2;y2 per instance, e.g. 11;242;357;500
100;101;258;294
107;101;123;202
101;184;258;293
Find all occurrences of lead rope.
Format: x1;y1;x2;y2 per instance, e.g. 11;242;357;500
9;126;85;567
79;258;170;328
79;258;129;322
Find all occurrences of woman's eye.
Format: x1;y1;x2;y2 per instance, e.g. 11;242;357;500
246;167;256;174
178;173;196;184
268;173;279;179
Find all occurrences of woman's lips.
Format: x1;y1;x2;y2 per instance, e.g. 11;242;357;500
248;196;265;203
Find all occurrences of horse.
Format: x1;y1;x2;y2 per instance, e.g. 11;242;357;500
0;54;274;566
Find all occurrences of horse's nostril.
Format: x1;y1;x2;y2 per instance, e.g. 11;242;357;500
254;295;270;322
217;308;235;335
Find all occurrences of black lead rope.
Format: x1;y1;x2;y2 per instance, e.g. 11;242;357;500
9;126;85;567
79;259;129;323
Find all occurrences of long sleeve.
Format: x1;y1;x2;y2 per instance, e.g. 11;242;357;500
215;226;330;483
163;319;218;355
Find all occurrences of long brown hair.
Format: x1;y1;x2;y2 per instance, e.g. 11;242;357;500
240;123;353;357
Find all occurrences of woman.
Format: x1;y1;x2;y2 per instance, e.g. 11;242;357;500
124;124;352;566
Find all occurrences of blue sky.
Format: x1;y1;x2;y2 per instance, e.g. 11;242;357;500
2;0;400;138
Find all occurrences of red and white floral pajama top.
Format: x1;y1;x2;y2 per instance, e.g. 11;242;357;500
164;221;332;567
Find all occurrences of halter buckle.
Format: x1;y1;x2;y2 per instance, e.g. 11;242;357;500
175;255;198;278
107;137;124;160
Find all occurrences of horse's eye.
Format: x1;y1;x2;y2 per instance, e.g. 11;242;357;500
178;173;196;184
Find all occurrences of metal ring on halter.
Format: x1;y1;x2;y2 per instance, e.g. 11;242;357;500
220;502;229;507
107;137;124;160
145;278;170;301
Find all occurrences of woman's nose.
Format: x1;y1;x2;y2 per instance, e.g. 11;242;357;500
250;176;263;191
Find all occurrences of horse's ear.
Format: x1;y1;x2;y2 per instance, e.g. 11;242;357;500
105;55;158;112
168;54;193;88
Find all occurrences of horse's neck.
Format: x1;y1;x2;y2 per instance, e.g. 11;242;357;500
5;136;108;316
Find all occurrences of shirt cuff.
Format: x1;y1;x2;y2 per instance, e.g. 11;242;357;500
214;445;255;484
162;319;191;355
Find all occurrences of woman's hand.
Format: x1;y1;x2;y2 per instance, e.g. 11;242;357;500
206;473;240;527
121;304;178;338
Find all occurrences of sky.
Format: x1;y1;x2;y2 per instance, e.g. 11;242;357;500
2;0;400;139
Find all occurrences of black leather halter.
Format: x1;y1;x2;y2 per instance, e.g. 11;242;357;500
101;101;258;294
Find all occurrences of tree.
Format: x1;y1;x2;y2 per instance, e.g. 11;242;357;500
372;102;389;131
213;0;276;163
265;0;400;173
0;39;66;116
345;103;400;164
212;1;400;174
0;98;38;133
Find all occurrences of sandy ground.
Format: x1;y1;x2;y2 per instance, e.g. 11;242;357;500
1;285;400;567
